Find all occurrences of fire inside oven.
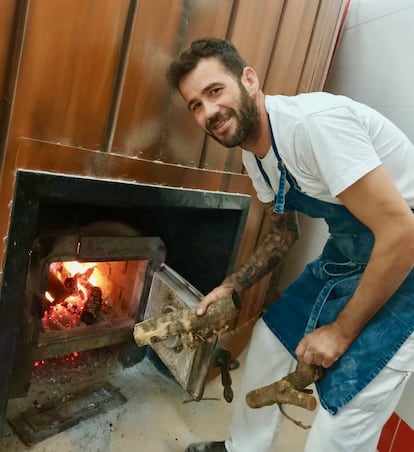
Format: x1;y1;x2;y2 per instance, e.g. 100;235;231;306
40;259;148;344
26;234;166;352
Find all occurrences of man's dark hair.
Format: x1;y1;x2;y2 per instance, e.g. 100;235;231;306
167;37;246;90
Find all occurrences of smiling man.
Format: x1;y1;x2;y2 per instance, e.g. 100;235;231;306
167;38;414;452
182;58;261;149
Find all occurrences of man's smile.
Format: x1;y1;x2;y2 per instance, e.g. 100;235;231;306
208;111;232;134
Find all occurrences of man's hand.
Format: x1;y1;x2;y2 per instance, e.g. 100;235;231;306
295;322;354;368
196;283;236;315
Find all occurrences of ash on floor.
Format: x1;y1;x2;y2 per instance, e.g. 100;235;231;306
2;347;312;451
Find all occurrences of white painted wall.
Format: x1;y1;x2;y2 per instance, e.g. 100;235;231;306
327;0;414;143
279;0;414;427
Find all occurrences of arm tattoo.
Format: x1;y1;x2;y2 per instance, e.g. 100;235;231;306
224;203;299;294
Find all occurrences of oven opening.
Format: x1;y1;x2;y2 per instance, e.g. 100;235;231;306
39;258;147;346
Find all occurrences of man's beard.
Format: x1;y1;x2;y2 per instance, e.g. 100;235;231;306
206;84;259;148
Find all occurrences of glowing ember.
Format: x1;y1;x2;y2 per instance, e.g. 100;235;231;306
33;351;81;368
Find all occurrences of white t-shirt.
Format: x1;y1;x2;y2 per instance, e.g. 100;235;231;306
244;92;414;371
242;93;414;208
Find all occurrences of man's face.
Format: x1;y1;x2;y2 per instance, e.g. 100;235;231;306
179;58;259;148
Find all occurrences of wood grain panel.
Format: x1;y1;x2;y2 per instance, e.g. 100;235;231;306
14;138;253;197
229;0;285;92
298;0;348;92
112;0;184;159
8;0;129;149
0;0;17;85
160;0;234;167
264;0;320;94
0;0;21;176
0;0;18;129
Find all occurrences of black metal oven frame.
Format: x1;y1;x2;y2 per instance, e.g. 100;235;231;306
0;169;250;439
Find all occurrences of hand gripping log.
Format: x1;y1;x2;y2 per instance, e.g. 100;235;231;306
246;362;324;411
133;291;241;347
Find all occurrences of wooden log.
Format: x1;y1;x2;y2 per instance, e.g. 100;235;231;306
80;286;103;325
45;271;73;305
246;362;324;410
133;292;240;347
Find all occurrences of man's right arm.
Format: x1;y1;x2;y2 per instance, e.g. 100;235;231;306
197;202;299;314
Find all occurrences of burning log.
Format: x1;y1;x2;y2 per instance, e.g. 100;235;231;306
80;286;103;325
45;272;74;306
133;292;241;348
246;362;324;411
63;276;77;293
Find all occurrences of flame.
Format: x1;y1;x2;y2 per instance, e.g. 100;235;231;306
61;261;100;285
42;261;106;330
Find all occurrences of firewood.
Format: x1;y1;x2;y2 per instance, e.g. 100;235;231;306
45;271;74;305
80;286;103;325
133;292;241;348
246;362;324;411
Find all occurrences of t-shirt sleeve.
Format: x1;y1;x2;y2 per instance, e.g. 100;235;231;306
294;107;382;197
242;150;275;203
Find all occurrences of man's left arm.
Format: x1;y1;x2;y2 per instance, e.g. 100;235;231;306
296;165;414;368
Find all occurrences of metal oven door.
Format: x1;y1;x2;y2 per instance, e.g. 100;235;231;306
143;264;218;401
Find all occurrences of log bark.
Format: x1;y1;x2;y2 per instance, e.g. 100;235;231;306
133;292;240;347
246;362;324;410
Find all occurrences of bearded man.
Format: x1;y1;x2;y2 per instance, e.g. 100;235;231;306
167;37;414;452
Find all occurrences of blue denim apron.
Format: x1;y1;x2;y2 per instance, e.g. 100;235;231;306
259;119;414;414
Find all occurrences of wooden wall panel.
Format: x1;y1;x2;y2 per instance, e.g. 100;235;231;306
112;0;184;158
0;1;130;193
0;0;19;161
230;0;285;83
7;0;129;149
159;0;235;168
0;0;17;94
264;0;321;94
298;0;349;92
14;138;253;196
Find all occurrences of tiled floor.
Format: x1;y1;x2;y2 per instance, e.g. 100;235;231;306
2;347;313;451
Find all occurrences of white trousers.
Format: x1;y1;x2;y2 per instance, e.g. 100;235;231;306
225;318;412;452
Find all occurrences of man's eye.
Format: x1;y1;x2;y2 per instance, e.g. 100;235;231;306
210;87;221;96
192;103;201;112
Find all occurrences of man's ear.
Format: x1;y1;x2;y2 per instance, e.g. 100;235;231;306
241;66;260;94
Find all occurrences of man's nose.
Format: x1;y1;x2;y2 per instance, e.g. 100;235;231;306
203;100;220;119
